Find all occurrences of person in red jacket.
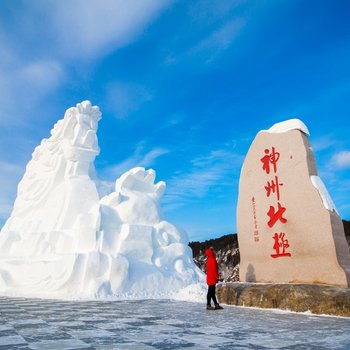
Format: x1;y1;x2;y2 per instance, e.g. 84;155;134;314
205;247;223;310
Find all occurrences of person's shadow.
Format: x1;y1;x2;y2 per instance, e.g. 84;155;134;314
245;264;256;282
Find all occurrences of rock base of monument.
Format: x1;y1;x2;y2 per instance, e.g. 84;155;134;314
216;282;350;317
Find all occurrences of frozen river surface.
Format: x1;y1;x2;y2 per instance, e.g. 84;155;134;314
0;297;350;349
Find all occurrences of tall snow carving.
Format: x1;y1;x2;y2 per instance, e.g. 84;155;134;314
0;101;203;298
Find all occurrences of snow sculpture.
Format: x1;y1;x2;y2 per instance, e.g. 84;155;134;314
99;167;200;296
0;101;203;298
237;119;350;287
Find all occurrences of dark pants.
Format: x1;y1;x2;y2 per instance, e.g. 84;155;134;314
207;284;218;306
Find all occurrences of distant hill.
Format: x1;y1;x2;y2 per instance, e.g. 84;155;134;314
189;234;240;282
190;219;350;282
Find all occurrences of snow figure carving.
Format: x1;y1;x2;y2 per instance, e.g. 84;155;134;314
99;167;199;296
0;101;203;298
237;119;350;287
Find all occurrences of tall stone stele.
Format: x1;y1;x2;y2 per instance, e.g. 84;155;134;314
237;119;350;287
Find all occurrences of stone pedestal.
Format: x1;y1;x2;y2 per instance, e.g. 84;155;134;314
217;282;350;317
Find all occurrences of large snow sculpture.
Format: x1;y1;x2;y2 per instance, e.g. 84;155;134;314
0;101;203;298
99;167;200;296
0;101;101;254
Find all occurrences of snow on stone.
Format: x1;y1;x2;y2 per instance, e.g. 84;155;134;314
260;118;339;214
0;101;204;299
310;175;339;214
262;118;310;135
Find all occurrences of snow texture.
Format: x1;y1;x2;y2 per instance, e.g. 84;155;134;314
263;118;310;135
311;175;339;214
0;101;204;299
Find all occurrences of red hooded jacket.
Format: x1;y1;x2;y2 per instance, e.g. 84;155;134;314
205;248;219;286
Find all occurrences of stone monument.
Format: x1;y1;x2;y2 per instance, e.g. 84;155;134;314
237;119;350;287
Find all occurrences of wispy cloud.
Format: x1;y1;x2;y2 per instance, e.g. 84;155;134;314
0;1;171;125
331;150;350;169
0;17;66;125
164;12;245;66
164;0;249;69
105;81;153;119
0;48;65;126
188;0;243;24
154;111;186;133
100;143;169;181
21;61;65;90
311;135;339;152
43;0;172;60
190;19;245;63
3;0;172;61
164;148;244;208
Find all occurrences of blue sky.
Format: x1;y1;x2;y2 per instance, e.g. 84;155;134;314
0;0;349;241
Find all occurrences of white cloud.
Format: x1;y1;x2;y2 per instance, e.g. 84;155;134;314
0;1;171;125
105;82;153;118
332;151;350;168
0;28;66;126
164;148;243;207
20;61;65;91
193;19;244;56
0;58;65;126
165;17;245;66
188;0;243;24
42;0;172;59
154;111;186;133
311;135;339;152
100;144;169;180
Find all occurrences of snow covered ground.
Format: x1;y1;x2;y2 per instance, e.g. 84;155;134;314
0;297;349;349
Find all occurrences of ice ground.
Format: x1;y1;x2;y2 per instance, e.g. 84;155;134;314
0;297;350;350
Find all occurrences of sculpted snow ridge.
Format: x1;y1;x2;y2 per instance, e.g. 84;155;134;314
0;101;204;299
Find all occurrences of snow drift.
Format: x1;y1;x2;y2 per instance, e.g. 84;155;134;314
0;101;204;299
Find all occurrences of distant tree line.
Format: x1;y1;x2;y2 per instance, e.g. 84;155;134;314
189;234;238;257
190;219;350;257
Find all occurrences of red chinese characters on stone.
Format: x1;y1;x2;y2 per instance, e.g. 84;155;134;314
267;202;287;228
271;232;291;258
260;147;280;174
259;146;292;258
264;176;283;201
